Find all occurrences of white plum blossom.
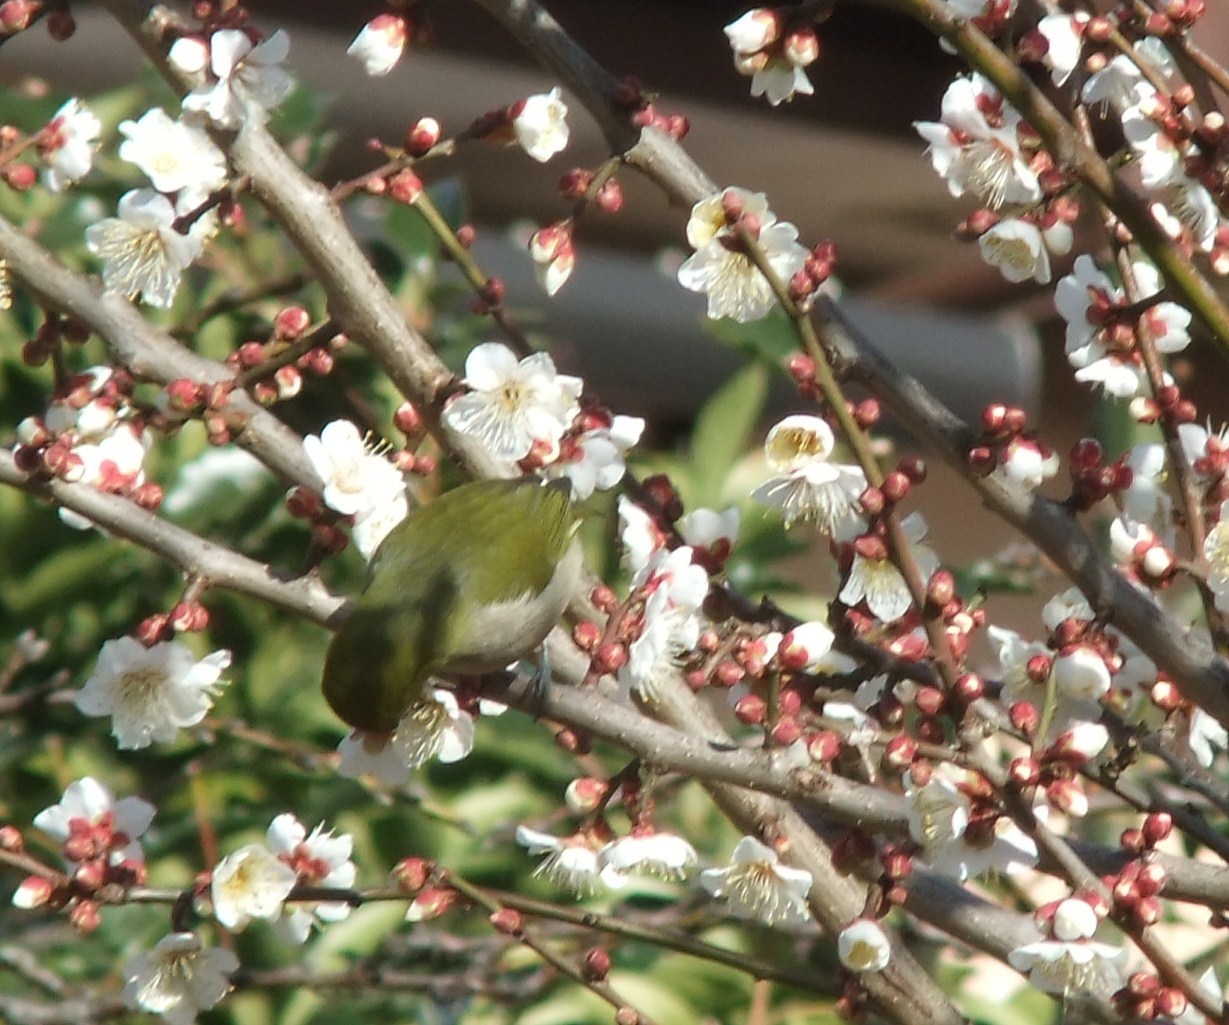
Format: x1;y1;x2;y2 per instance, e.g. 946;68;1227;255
737;51;814;108
978;218;1051;284
41;98;101;192
1180;421;1229;481
678;506;740;552
1110;516;1173;580
303;418;404;518
773;621;836;672
751;414;867;537
1081;38;1176;112
529;221;575;296
337;688;475;786
839;514;940;623
75;636;232;750
1056;722;1111;761
442;342;582;464
1055;255;1113;353
168;36;210;76
549;414;644;500
265;814;356;943
1041;587;1095;631
620;546;709;701
724;10;815;106
118;108;228;195
1122;442;1174;536
988;623;1049;706
903;765;1037;880
996;436;1060;492
57;421;153;532
1139;293;1193;354
1037;13;1088;86
1203;503;1229;614
346;14;409;77
1050;645;1112;723
905;769;968;849
1152;178;1221;252
618;494;665;575
914;74;1041;210
210;842;297;931
351;496;410;561
1008;898;1127;996
1188;707;1229;768
700;836;813;926
677;187;808;322
838;918;892;973
516;826;628;896
34;776;156;866
512;88;569;162
599;832;698;881
122;932;238;1025
85;189;203;308
182;29;293;129
723;10;779;55
302;419;407;558
1056;255;1189;399
1123;100;1184;189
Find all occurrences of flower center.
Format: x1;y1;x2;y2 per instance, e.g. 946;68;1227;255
496;381;528;413
119;667;167;703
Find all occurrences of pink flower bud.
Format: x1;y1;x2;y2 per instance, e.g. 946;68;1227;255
734;694;766;724
68;898;101;933
565;777;609;815
1142;811;1173;846
1046;778;1089;817
347;13;409;77
488;907;523;934
273;306;311;340
808;730;841;763
770;717;802;746
392;857;432;894
406;116;442;156
1137;862;1166;897
406;885;457;921
11;875;54;909
784;29;820;67
883;736;917;769
73;859;106;892
583;946;611;980
724;8;781;54
1050;722;1109;763
387;169;423;204
1155;988;1187;1018
591;641;628;675
1009;757;1040;787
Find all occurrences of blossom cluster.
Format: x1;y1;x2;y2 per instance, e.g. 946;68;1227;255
723;8;819;107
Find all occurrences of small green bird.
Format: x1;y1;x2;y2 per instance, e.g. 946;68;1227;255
322;477;581;735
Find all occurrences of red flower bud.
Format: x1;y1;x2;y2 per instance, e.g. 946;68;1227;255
488;907;523;935
592;641;628;675
583;946;611;980
273;306;311;340
734;694;766;724
392;857;432;894
1142;811;1172;846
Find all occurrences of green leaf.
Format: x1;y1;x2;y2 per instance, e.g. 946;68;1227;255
689;362;768;509
705;310;798;365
